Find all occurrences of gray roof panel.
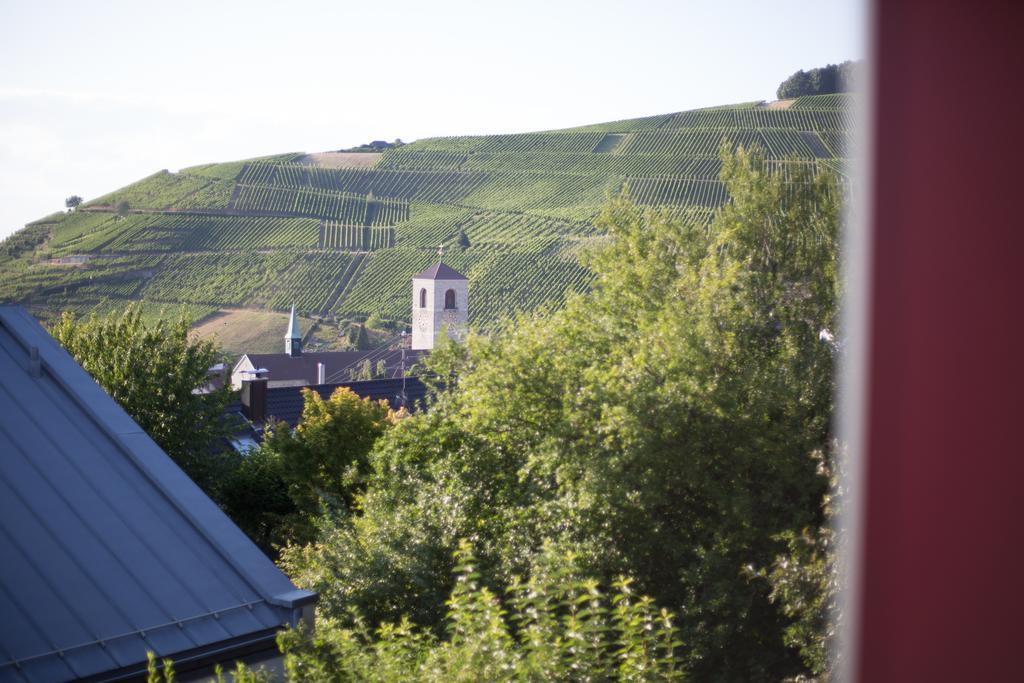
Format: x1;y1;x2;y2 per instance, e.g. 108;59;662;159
0;306;314;682
413;261;468;281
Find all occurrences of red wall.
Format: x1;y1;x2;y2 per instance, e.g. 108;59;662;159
858;1;1024;679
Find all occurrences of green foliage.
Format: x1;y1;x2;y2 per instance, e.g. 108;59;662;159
277;541;685;682
0;222;49;263
65;195;83;210
216;445;298;556
86;170;209;211
146;649;270;683
261;387;393;529
757;446;844;678
777;60;861;100
282;144;840;680
347;323;371;350
222;387;395;552
140;252;299;306
349;358;373;381
147;651;175;683
51;304;234;492
101;214;318;252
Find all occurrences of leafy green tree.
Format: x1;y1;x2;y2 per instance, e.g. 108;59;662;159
260;387;394;539
217;446;297;556
52;305;233;492
282;144;840;679
757;445;844;678
777;60;860;99
65;195;82;210
347;323;370;351
278;541;685;682
115;200;131;218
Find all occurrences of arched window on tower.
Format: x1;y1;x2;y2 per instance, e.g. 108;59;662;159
419;288;427;308
445;289;456;310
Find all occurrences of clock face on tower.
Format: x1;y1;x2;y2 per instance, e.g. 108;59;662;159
416;317;429;332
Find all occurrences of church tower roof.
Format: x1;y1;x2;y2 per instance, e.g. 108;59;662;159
414;261;467;281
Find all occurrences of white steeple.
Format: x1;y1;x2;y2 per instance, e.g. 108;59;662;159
285;304;302;357
411;251;468;350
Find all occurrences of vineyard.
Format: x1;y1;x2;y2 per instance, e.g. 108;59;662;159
3;94;851;346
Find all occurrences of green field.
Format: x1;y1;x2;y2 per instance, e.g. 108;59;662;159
0;94;851;344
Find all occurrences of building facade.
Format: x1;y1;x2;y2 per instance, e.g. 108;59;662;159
411;261;468;350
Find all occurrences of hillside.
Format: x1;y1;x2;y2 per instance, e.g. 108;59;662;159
0;93;851;351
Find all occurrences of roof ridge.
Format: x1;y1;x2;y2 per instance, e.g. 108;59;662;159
413;260;468;281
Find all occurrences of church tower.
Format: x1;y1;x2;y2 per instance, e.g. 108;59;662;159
285;304;302;357
411;255;468;350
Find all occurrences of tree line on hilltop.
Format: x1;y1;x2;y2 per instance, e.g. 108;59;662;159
777;60;861;100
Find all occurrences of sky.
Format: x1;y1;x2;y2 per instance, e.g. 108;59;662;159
0;0;865;240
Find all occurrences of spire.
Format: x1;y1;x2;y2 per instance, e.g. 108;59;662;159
286;305;301;339
285;305;302;357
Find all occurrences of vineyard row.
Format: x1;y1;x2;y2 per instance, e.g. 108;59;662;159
232;184;410;224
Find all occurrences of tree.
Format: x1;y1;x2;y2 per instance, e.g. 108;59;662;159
777;60;861;99
260;387;394;537
217;445;298;557
456;228;470;249
51;305;234;492
281;144;841;679
115;200;131;218
758;444;845;677
65;195;82;211
347;323;370;351
278;541;684;682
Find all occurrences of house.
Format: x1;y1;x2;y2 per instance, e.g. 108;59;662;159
0;305;316;682
230;304;429;390
232;375;430;430
231;260;468;389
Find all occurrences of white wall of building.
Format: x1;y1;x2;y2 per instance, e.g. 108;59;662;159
411;276;468;350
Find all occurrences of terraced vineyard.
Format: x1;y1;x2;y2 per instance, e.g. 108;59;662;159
1;94;851;345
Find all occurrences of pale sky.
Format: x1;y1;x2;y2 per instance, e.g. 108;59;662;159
0;0;865;240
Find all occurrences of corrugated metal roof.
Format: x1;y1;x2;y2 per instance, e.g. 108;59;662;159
0;306;315;683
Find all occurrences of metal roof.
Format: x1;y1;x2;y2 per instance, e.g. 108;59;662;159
413;261;467;281
262;377;430;427
0;306;315;682
235;349;429;386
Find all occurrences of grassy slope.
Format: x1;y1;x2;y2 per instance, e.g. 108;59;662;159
0;94;852;353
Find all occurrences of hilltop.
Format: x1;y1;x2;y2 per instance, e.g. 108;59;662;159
0;94;851;352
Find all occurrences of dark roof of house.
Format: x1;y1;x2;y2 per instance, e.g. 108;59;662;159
413;261;467;281
239;348;429;385
0;306;315;682
263;377;430;427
